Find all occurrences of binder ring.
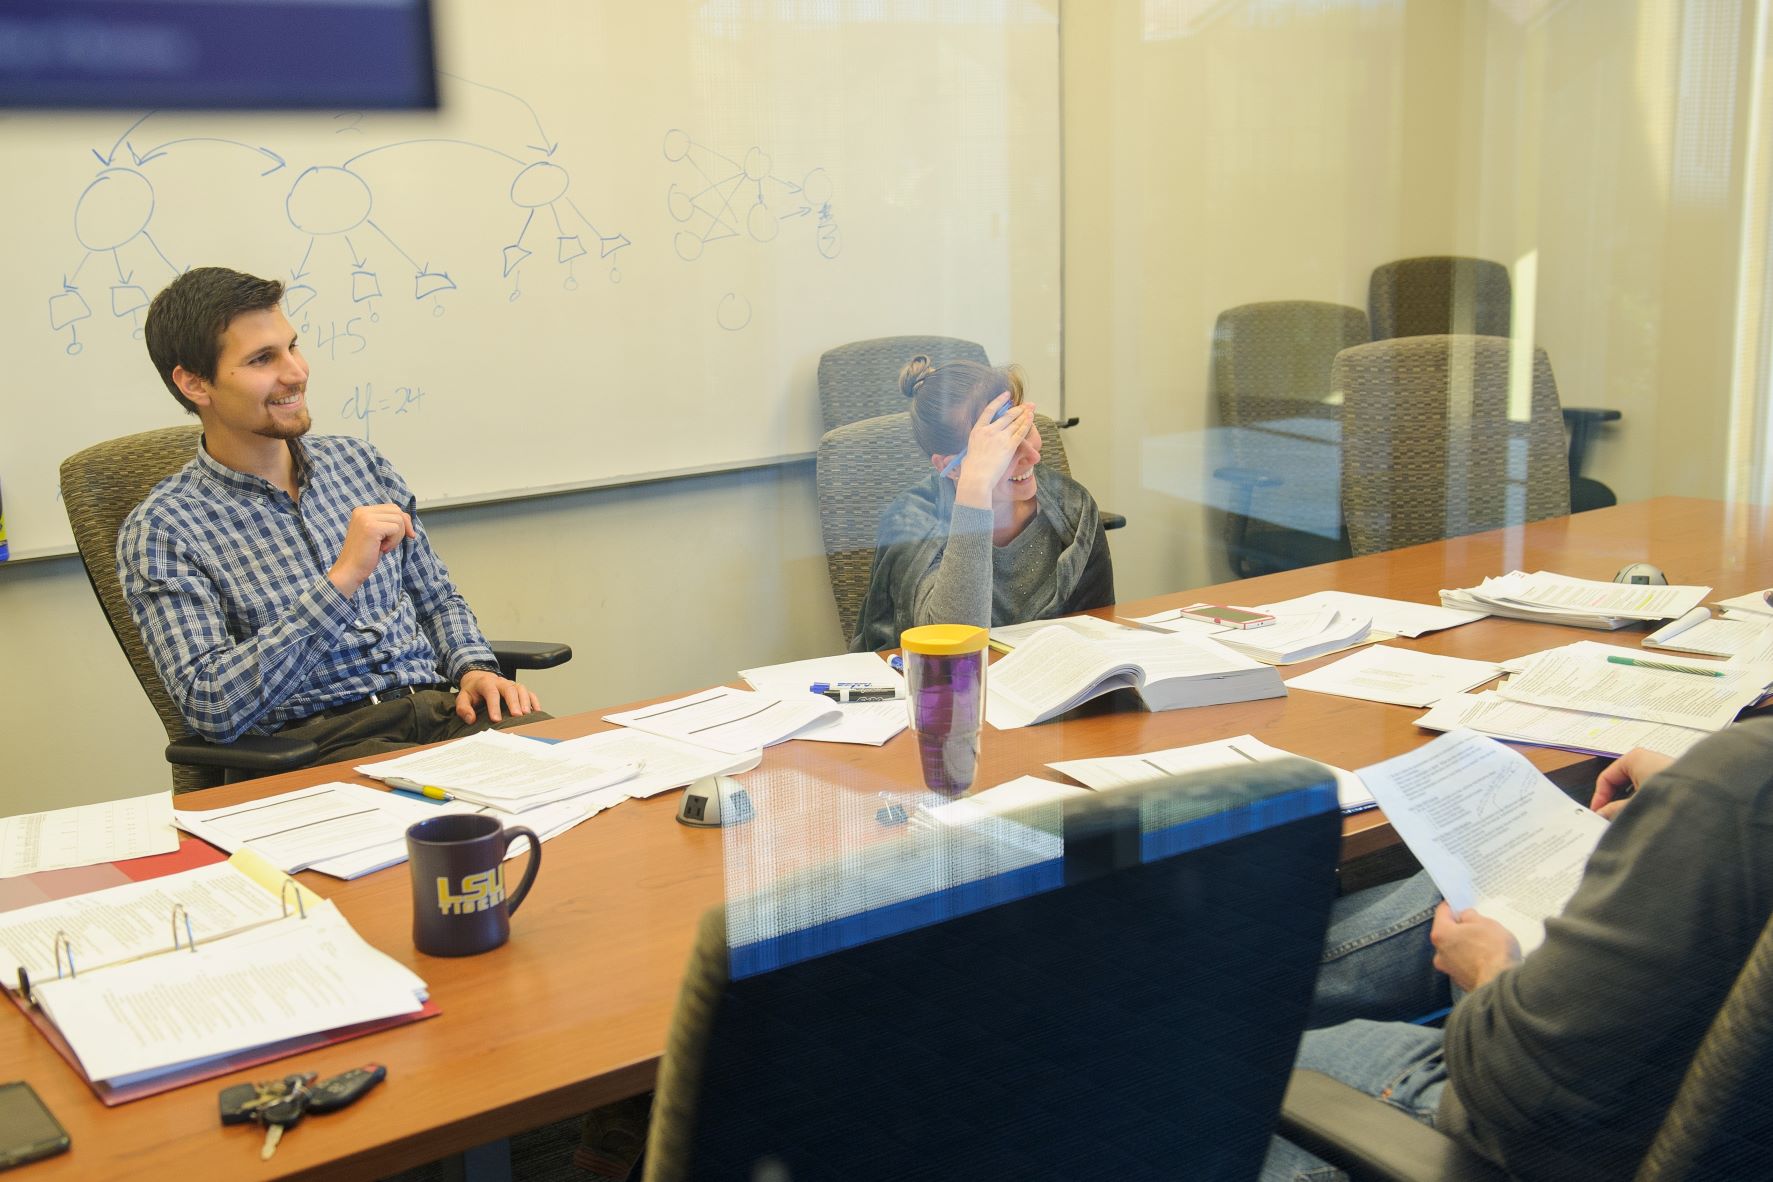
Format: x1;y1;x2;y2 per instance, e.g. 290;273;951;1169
171;902;197;952
280;878;307;919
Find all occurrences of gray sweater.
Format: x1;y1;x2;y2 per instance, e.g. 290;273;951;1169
1437;716;1773;1180
848;464;1114;652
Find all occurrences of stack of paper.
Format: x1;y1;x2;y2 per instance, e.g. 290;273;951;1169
1257;590;1486;638
739;652;907;745
1283;645;1502;707
356;729;640;811
605;685;839;753
1118;609;1232;637
1048;734;1375;815
1440;570;1711;630
1643;608;1773;658
176;782;607;879
1415;691;1709;760
1208;604;1374;665
984;627;1284;730
552;729;761;798
1716;588;1773;618
1496;640;1771;732
2;791;179;878
1358;730;1608;955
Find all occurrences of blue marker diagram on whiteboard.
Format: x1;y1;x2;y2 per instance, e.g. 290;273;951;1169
48;76;631;354
663;129;839;263
48;114;287;355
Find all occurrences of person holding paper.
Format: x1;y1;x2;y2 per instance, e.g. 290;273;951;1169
848;355;1113;651
1264;719;1773;1182
118;267;547;766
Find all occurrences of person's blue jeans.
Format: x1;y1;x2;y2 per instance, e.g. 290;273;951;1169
1262;870;1452;1182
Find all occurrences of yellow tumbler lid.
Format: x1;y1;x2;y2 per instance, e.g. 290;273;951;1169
900;623;989;656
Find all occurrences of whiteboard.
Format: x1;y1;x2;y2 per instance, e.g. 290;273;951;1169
0;0;1061;560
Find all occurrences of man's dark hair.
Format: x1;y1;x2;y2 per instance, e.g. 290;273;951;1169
144;267;286;415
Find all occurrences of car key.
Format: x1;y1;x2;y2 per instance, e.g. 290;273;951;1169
220;1072;313;1126
258;1083;309;1160
305;1064;387;1114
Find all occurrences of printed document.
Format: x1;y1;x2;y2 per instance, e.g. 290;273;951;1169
0;855;301;991
1643;609;1773;657
739;652;907;745
923;777;1089;828
1284;645;1501;707
605;685;840;754
1;791;179;879
1415;691;1709;760
1257;590;1485;638
1049;734;1374;814
1497;642;1768;731
553;728;762;798
990;615;1131;649
356;729;638;809
30;902;425;1084
1208;604;1375;664
1358;730;1608;954
1481;571;1710;621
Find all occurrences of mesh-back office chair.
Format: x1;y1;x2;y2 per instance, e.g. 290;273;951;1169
60;425;571;792
1336;336;1570;556
1278;909;1773;1181
1369;255;1619;512
815;410;1074;644
816;335;990;434
642;759;1343;1181
1210;300;1367;577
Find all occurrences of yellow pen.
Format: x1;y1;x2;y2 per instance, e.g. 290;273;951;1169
384;776;455;802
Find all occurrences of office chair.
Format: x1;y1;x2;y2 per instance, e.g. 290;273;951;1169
642;758;1343;1181
1278;909;1773;1181
60;424;572;792
815;410;1079;643
1369;255;1619;512
817;335;990;434
1210;300;1367;578
1335;335;1570;556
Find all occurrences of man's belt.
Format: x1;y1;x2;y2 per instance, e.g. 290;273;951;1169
308;682;451;722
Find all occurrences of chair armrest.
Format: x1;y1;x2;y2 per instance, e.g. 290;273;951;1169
166;734;319;775
1212;465;1286;492
489;640;573;675
1560;407;1622;427
1101;511;1127;531
1277;1069;1508;1182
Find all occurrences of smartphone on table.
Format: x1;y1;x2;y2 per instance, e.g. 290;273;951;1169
0;1082;70;1170
1176;603;1276;630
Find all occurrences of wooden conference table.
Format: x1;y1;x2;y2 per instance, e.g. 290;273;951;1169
8;496;1771;1181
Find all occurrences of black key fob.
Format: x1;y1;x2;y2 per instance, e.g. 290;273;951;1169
219;1083;262;1126
306;1064;387;1114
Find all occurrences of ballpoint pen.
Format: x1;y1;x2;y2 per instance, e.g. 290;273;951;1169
383;776;455;803
1606;654;1726;678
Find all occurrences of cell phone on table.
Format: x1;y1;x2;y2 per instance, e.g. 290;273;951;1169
1176;603;1276;629
940;399;1018;477
0;1082;70;1170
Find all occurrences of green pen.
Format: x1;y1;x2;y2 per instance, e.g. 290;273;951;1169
1606;654;1726;678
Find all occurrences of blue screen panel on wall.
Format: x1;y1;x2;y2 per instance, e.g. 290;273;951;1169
0;0;438;110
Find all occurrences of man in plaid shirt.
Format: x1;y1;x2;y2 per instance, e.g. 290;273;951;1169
119;267;547;766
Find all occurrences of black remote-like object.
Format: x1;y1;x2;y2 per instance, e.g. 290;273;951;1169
305;1064;388;1115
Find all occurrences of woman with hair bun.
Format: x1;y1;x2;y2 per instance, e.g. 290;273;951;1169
848;354;1114;651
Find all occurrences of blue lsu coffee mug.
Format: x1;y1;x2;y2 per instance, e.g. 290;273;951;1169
405;813;542;957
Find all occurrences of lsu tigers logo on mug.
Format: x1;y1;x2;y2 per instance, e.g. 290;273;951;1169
435;866;507;916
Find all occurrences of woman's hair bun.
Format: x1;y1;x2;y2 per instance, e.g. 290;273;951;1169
898;354;934;399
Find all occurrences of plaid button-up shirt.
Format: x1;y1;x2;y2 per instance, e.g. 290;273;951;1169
119;434;497;742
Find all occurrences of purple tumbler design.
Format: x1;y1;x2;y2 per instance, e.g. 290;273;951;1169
901;624;990;797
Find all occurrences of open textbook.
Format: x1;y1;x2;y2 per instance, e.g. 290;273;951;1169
984;626;1284;730
1359;730;1608;954
0;850;428;1088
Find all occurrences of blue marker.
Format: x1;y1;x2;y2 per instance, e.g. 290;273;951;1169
940;399;1016;477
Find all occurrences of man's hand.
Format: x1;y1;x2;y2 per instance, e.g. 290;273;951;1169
1430;902;1522;992
1591;747;1677;820
456;670;540;725
328;504;416;597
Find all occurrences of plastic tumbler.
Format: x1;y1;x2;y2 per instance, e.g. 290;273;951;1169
900;624;989;796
